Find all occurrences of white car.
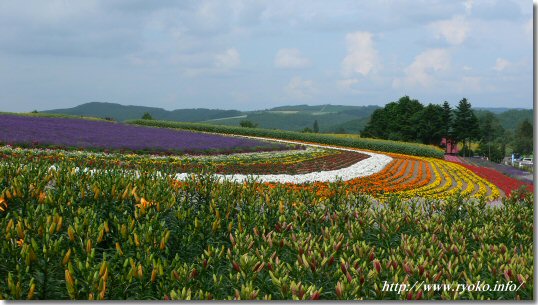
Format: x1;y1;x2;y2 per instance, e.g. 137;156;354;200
519;158;533;168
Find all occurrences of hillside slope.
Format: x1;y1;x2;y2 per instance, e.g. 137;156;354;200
44;102;380;133
43;102;242;122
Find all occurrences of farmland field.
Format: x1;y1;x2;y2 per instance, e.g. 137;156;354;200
0;115;533;300
0;114;290;155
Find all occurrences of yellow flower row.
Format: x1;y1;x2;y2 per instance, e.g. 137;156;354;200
393;157;501;201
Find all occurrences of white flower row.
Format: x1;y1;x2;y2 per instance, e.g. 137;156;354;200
174;136;393;184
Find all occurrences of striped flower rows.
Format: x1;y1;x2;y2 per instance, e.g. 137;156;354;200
2;140;503;201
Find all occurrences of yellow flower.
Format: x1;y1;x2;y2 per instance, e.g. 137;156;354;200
135;197;154;209
0;197;7;212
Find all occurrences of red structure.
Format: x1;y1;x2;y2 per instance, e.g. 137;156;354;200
441;137;459;155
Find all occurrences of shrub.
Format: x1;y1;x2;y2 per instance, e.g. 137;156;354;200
239;120;258;128
127;120;445;159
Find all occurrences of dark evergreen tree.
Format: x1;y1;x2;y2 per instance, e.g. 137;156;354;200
416;104;444;145
313;120;319;133
441;101;453;153
453;98;480;157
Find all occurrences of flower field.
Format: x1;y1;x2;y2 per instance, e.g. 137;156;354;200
0;115;534;300
445;155;533;197
0;161;533;300
0;115;289;155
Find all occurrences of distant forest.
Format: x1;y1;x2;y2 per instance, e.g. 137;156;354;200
362;96;533;162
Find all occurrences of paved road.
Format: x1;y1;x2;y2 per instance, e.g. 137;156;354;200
460;157;533;184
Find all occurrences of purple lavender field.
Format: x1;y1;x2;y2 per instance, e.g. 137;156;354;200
0;114;287;154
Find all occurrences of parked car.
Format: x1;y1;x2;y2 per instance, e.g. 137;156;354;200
519;157;533;168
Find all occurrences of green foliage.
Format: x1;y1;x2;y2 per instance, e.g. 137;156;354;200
127;119;445;158
416;104;444;145
476;111;506;162
239;120;258;128
441;101;453;141
362;96;424;142
513;119;533;155
0;159;533;300
476;141;505;163
492;109;533;131
141;112;153;120
453;98;480;157
313;120;319;133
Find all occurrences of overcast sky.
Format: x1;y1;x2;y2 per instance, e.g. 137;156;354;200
0;0;533;112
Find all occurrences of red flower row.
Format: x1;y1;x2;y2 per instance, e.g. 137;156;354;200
453;162;533;197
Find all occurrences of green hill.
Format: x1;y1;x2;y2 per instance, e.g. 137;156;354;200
495;109;533;130
475;109;533;130
43;102;380;134
41;101;530;135
43;102;242;122
203;105;380;133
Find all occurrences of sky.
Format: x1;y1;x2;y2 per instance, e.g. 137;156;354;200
0;0;534;112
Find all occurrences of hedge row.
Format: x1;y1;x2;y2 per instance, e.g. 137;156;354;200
128;120;445;159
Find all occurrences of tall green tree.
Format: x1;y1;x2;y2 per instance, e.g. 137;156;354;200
477;111;504;160
362;108;390;138
141;112;153;120
313;120;319;133
453;98;480;157
416;104;444;145
362;96;423;141
441;101;453;153
513;119;533;155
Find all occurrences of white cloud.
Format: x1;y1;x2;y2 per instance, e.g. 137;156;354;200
337;78;360;92
524;18;533;36
285;76;315;99
431;15;469;45
341;31;379;77
274;48;311;69
464;0;473;15
393;49;451;88
493;58;510;71
214;48;240;69
458;76;481;92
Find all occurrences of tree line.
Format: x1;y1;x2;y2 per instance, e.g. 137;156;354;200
362;96;533;162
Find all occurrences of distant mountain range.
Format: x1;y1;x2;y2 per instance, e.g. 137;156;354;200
43;102;381;133
43;102;243;123
43;102;533;134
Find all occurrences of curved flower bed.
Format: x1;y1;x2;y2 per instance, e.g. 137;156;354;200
266;154;500;201
174;148;392;184
209;150;369;175
0;132;507;202
445;155;533;197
